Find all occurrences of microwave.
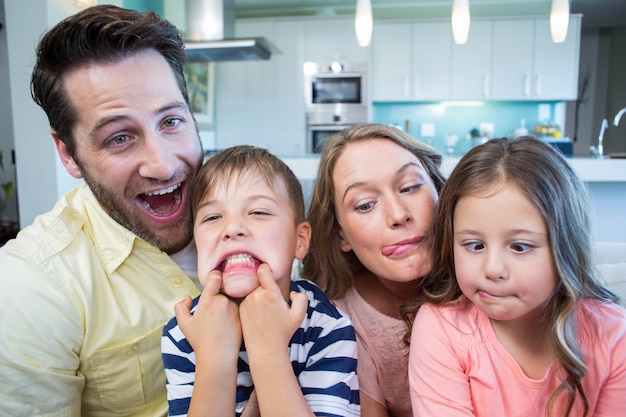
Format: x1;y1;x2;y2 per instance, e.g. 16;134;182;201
304;61;368;110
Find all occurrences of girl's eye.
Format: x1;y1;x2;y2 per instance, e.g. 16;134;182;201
465;241;485;251
250;210;271;216
511;242;532;252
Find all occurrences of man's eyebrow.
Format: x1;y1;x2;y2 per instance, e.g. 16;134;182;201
91;101;189;134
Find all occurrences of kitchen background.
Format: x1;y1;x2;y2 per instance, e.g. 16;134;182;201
1;0;625;242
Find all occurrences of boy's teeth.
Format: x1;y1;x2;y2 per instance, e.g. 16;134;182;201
223;254;257;270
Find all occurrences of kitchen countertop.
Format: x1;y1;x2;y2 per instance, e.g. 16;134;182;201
281;155;626;183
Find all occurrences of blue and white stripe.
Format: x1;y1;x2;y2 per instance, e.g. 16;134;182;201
162;278;360;417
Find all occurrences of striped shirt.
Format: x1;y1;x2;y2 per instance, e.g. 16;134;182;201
162;279;360;417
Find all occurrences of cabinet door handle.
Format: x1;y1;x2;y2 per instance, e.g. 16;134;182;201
524;75;530;97
402;76;409;98
535;74;542;97
482;74;489;98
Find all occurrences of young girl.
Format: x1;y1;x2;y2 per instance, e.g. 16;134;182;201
408;136;626;417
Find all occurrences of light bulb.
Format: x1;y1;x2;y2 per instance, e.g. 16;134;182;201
355;0;373;47
550;0;570;43
451;0;471;45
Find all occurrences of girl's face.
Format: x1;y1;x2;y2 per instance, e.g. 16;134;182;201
333;138;439;284
453;182;558;325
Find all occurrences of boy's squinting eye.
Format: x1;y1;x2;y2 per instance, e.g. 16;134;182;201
200;213;221;223
250;209;271;216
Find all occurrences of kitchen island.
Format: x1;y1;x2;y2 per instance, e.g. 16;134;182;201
281;155;626;242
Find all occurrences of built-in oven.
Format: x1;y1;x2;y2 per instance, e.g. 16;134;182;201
304;61;368;153
304;61;368;110
307;124;355;154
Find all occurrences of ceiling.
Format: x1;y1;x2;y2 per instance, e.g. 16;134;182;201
234;0;626;28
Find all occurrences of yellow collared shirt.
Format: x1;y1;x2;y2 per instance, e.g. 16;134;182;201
0;183;200;417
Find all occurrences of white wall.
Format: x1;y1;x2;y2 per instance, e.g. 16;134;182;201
2;0;109;228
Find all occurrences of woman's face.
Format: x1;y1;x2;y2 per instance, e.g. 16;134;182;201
333;138;439;284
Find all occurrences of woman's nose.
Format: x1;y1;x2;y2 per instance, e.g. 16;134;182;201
387;196;412;227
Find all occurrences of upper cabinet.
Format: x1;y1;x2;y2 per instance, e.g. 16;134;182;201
372;21;451;101
491;16;581;100
304;18;369;63
451;20;493;100
372;15;581;102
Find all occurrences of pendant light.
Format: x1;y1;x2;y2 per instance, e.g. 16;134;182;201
355;0;373;47
451;0;471;45
550;0;570;43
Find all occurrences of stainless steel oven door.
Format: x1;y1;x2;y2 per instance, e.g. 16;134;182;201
307;124;353;153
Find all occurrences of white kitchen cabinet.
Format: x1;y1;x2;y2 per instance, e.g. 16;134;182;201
532;17;580;100
304;18;369;63
372;21;451;101
451;20;493;99
215;20;306;154
491;16;580;100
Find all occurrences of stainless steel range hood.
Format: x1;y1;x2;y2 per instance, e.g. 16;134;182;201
184;0;277;62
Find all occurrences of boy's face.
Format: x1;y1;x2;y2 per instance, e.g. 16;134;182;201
194;169;310;300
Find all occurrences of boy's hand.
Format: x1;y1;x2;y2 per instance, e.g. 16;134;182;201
174;270;242;360
239;263;308;355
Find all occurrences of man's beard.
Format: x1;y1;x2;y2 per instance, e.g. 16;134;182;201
81;171;195;254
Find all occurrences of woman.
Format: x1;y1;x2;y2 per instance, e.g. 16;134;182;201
300;123;446;417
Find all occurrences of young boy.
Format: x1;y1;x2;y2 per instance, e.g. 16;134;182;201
162;145;360;417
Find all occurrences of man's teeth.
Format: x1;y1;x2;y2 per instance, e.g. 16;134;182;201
146;183;180;196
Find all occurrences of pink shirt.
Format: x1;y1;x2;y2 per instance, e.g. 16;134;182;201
409;297;626;417
335;286;412;417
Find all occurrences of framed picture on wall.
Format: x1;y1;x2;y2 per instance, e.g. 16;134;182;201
184;62;215;130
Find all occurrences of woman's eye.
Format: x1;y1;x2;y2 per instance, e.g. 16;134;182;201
355;201;373;212
400;183;422;193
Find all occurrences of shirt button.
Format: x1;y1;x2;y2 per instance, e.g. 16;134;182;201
174;277;183;285
130;344;140;353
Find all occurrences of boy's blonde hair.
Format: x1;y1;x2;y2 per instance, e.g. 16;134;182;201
191;145;306;224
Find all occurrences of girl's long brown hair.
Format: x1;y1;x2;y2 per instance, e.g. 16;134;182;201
410;136;618;417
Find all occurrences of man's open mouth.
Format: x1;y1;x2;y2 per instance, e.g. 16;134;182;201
139;183;182;217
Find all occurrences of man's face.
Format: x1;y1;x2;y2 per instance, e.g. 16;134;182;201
56;50;203;253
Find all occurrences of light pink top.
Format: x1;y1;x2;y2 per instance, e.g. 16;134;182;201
409;297;626;417
335;286;412;417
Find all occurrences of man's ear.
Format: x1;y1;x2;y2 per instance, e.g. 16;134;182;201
52;130;83;179
294;221;312;260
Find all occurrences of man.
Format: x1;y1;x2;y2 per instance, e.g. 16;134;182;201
0;5;203;416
